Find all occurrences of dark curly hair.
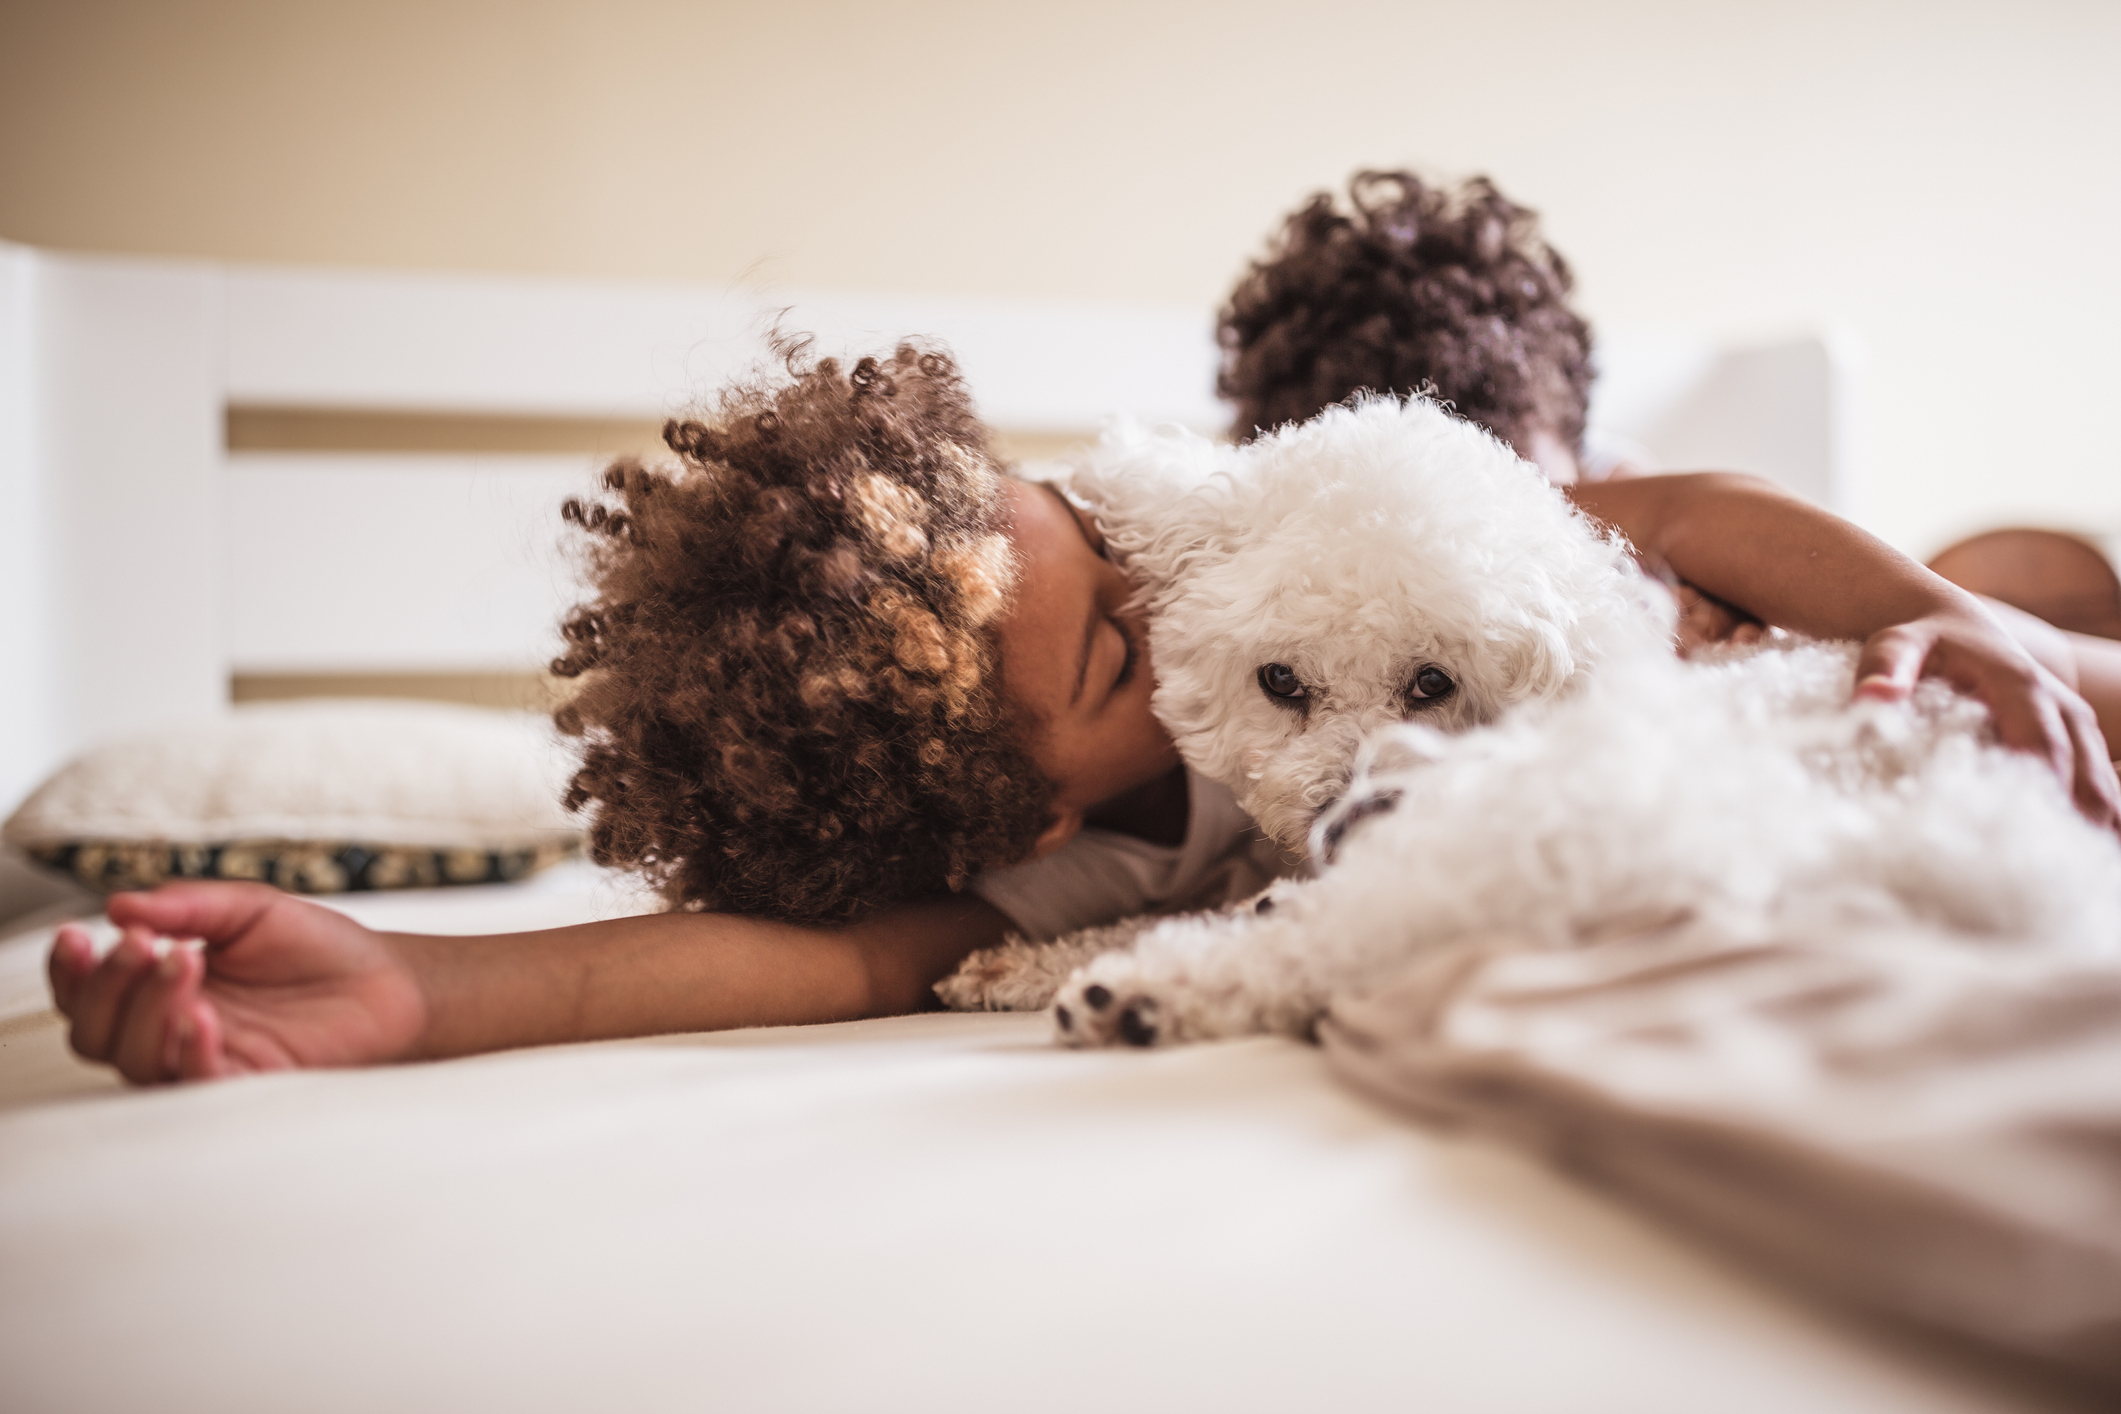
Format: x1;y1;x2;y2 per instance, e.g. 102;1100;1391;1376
1218;171;1593;454
551;341;1055;923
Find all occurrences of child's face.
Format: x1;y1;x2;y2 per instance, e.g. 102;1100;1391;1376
995;478;1180;857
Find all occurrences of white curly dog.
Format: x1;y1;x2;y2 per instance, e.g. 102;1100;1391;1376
937;397;2121;1045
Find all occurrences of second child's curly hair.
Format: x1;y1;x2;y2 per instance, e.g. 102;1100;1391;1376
1218;171;1593;453
552;341;1055;923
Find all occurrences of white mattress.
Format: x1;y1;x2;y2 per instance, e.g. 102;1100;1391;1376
0;865;2095;1413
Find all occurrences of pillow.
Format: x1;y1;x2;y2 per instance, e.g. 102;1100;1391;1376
3;700;583;895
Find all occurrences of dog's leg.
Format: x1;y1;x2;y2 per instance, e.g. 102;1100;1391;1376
1050;885;1342;1047
933;917;1154;1012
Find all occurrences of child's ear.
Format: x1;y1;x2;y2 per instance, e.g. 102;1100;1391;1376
1028;807;1086;860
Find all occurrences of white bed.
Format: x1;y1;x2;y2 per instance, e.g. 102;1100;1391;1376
11;245;2092;1413
0;871;2095;1414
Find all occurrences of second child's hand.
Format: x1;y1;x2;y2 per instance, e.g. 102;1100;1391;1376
1853;605;2121;833
1572;471;2121;837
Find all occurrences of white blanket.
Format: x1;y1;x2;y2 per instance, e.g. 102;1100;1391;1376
1324;926;2121;1390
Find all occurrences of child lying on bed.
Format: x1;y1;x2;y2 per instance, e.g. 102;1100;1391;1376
46;343;2121;1082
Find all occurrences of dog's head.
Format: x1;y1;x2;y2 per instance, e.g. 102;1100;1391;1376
1062;396;1672;852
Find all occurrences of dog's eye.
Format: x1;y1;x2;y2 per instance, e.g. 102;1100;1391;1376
1406;665;1455;707
1257;663;1307;705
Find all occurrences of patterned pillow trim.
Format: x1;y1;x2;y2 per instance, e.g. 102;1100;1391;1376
26;838;581;895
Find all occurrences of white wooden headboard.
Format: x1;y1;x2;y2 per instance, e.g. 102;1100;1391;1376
0;240;1852;816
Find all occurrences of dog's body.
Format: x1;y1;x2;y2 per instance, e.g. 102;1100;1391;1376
937;399;2121;1044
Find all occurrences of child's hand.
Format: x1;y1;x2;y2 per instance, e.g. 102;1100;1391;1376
1854;606;2121;833
47;883;428;1083
1672;581;1765;658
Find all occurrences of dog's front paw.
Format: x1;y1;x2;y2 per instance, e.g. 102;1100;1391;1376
936;921;1149;1013
1052;976;1167;1048
934;941;1032;1012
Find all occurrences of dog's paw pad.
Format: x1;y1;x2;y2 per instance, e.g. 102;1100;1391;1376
1053;981;1162;1048
1116;1002;1159;1046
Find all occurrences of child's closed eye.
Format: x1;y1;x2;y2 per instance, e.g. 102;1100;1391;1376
1111;617;1139;690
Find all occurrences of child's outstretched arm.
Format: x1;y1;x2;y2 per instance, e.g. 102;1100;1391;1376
1569;472;2121;831
47;881;1012;1083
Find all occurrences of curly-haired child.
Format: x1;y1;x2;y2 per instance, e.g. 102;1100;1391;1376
48;341;2121;1081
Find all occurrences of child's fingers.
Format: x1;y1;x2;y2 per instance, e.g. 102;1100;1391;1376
111;946;200;1084
1853;625;1924;702
176;997;230;1081
1952;652;2076;787
1957;659;2102;818
2062;695;2121;833
176;999;223;1080
64;928;161;1062
155;948;209;1078
1978;677;2074;793
46;923;99;1016
106;882;282;950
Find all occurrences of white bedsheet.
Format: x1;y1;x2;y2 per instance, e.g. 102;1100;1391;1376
0;869;2099;1413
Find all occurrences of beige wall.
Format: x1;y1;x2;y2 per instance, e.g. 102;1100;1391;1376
3;0;2117;554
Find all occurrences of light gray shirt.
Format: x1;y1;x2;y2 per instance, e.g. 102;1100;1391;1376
969;770;1294;940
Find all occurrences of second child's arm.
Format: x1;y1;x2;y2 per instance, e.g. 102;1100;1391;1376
1570;472;2120;829
48;882;1013;1084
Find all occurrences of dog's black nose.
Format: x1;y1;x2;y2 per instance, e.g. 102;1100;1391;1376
1318;789;1404;864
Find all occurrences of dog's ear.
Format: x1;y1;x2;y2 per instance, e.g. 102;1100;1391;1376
1471;524;1679;710
1055;420;1239;601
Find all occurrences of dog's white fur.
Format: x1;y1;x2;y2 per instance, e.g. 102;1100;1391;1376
936;397;2121;1045
1062;399;1666;850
